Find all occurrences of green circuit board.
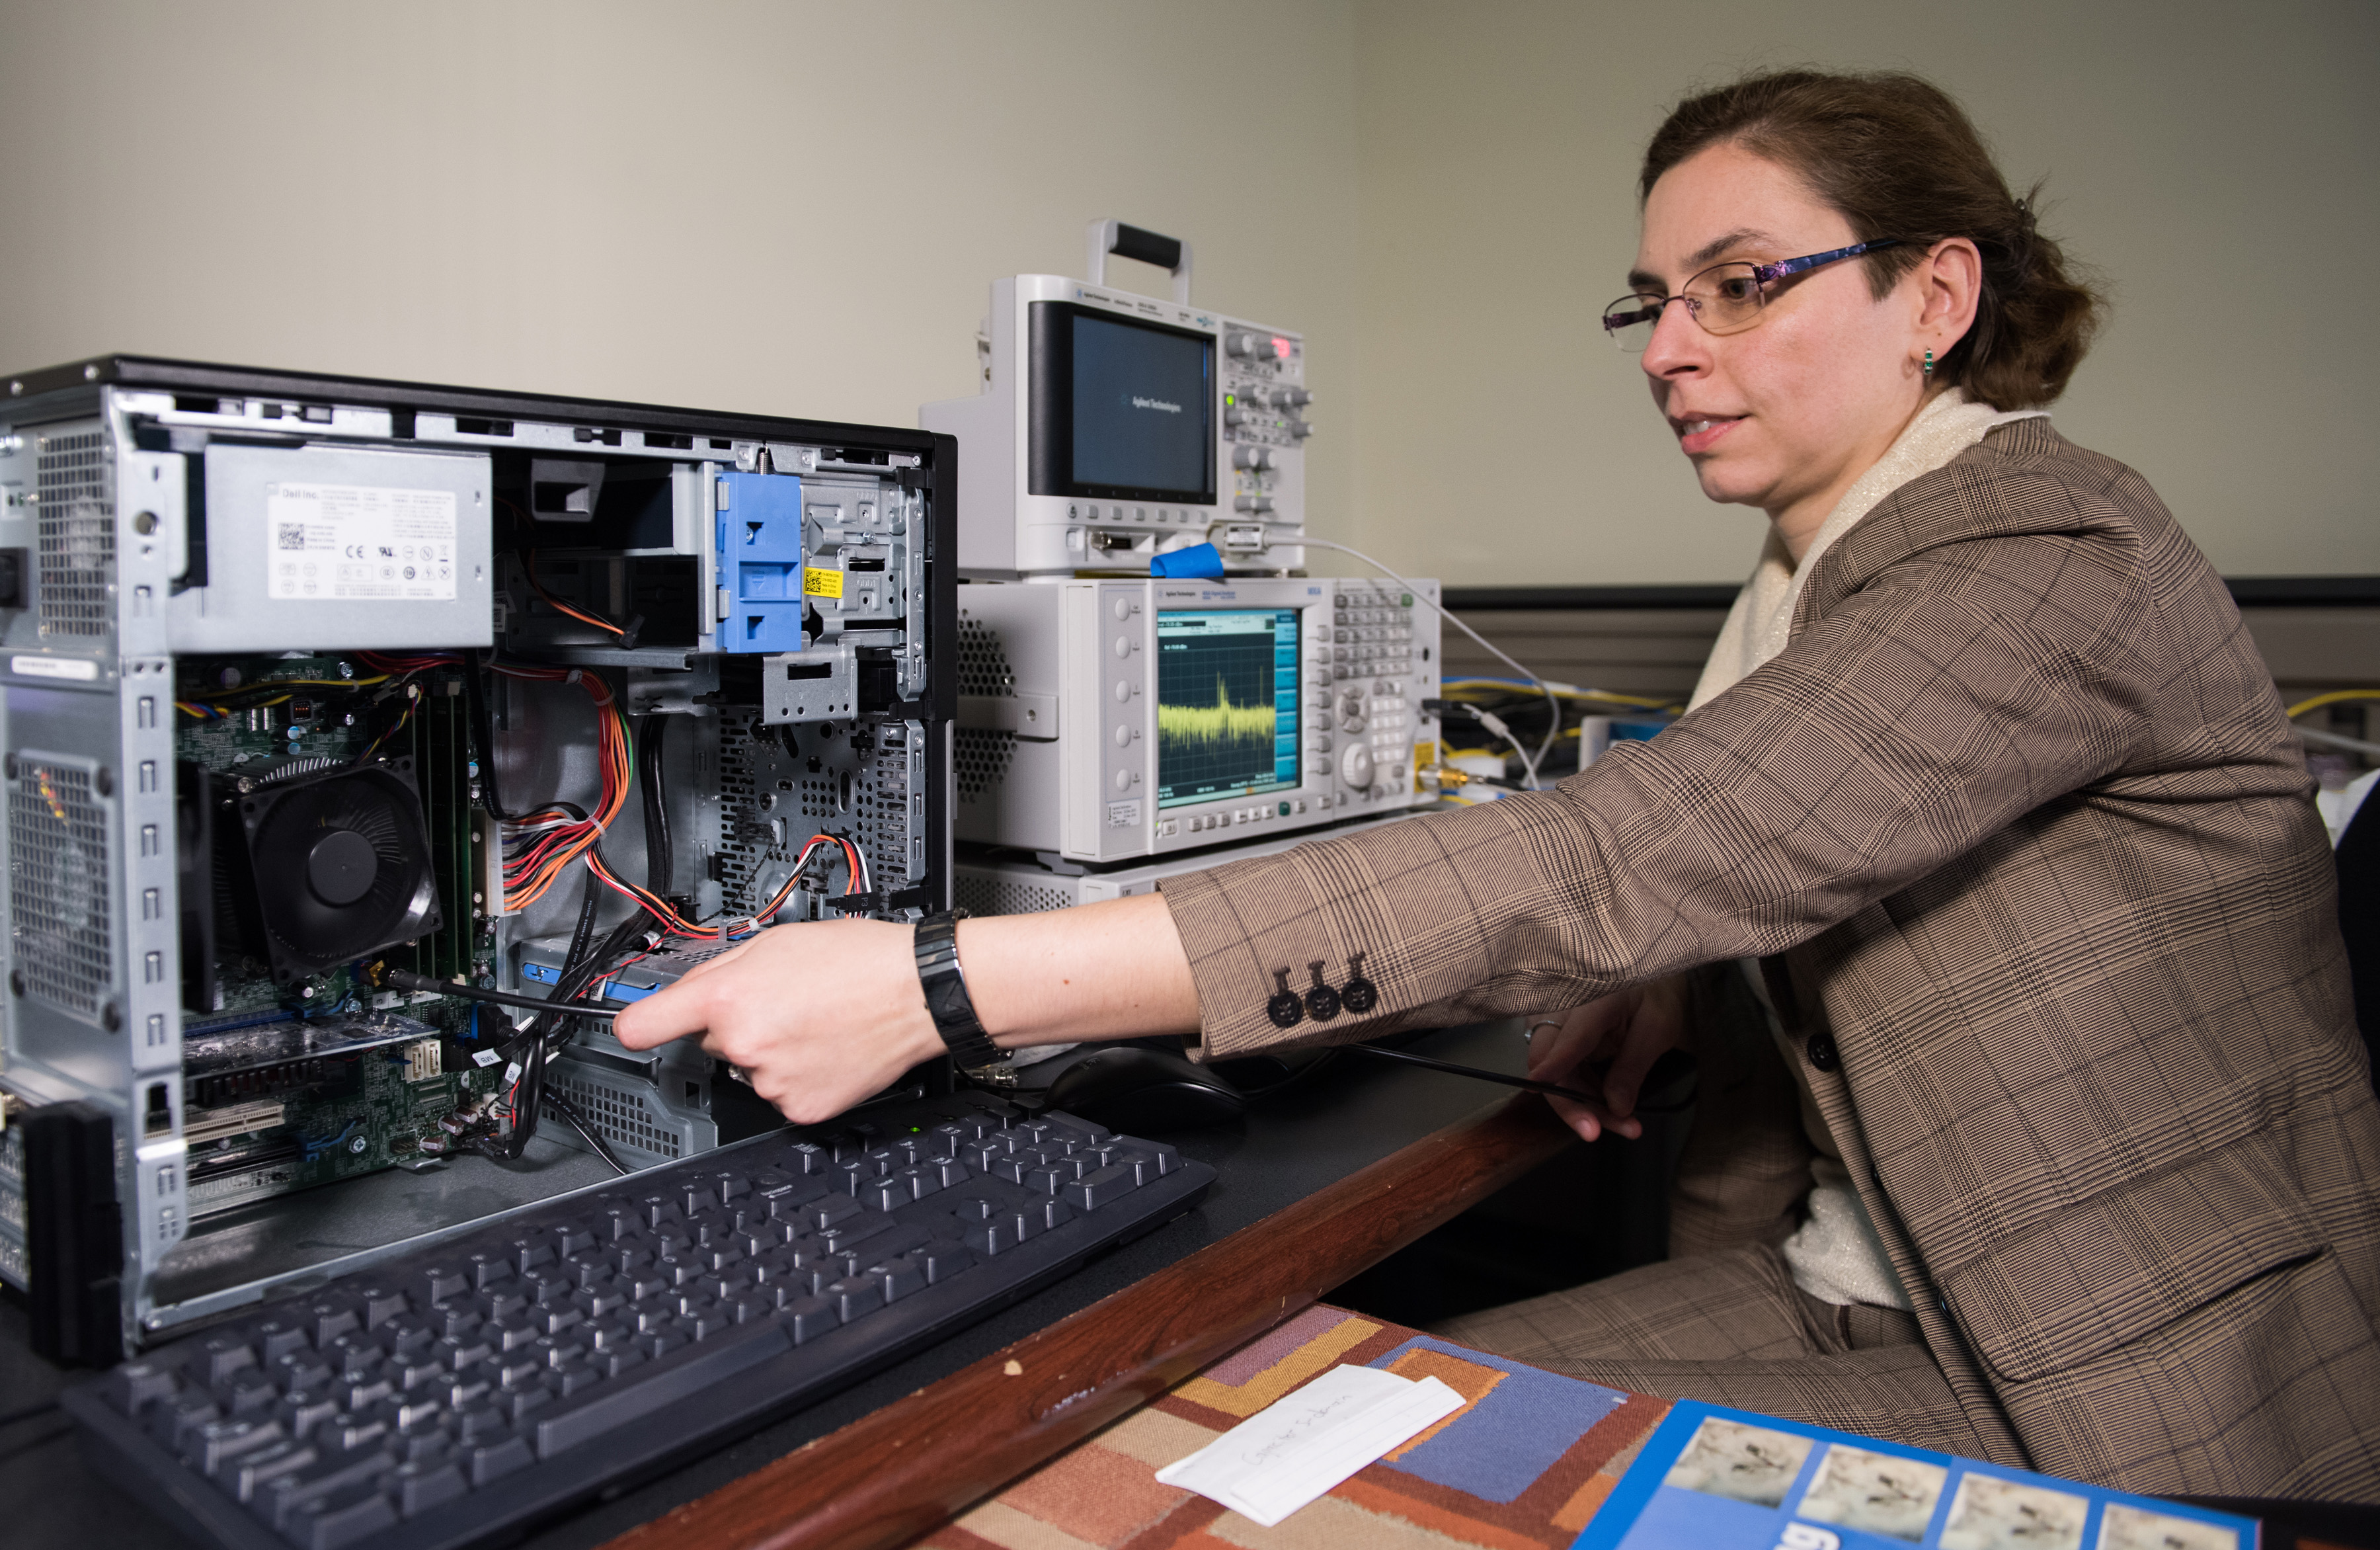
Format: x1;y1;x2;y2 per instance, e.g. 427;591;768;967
175;653;497;1215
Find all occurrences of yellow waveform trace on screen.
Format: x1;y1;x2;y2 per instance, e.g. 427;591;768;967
1158;675;1277;747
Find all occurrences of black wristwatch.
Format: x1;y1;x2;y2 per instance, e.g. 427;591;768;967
913;911;1015;1085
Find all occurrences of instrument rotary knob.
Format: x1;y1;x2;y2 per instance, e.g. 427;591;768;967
1340;744;1374;788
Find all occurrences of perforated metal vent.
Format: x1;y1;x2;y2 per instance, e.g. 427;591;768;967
34;431;112;639
8;757;112;1021
715;710;915;915
957;614;1013;697
954;870;1074;918
954;727;1014;804
553;1071;684;1160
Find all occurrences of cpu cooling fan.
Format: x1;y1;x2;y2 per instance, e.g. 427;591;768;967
227;757;443;981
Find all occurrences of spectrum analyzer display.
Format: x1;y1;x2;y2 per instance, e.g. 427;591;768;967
1156;609;1300;808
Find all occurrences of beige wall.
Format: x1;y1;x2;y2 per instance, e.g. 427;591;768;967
0;0;1363;536
3;1;2369;587
1349;0;2380;585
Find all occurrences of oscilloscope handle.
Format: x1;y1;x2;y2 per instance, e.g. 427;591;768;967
1087;220;1193;304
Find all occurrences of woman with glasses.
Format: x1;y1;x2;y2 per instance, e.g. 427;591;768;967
619;71;2380;1498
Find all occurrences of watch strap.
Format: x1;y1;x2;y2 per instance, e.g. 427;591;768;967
914;912;1011;1077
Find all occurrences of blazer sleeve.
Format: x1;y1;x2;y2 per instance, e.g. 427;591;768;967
1158;527;2163;1057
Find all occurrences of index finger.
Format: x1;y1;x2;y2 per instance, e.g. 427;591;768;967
614;971;716;1051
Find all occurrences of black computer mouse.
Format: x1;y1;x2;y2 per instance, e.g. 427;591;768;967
1043;1045;1247;1134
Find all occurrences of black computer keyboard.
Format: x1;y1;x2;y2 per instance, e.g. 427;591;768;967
63;1092;1214;1550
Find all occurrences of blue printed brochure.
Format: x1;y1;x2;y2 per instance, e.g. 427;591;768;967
1571;1401;2258;1550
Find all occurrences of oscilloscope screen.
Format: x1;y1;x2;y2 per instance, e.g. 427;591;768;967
1156;610;1300;809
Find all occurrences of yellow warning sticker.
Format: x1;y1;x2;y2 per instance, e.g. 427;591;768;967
802;567;844;598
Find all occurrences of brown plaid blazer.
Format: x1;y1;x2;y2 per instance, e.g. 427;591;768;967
1160;419;2380;1500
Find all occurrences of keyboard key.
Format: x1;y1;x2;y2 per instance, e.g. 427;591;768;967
918;1242;975;1282
153;1393;222;1448
409;1264;469;1306
500;1383;556;1423
255;1318;311;1362
465;1432;534;1485
359;1285;411;1328
824;1276;885;1323
598;1205;644;1241
860;1257;926;1303
535;1306;585;1338
433;1305;485;1340
260;1446;397;1531
532;1317;793;1457
288;1481;399;1549
191;1333;259;1386
196;1416;286;1476
392;1456;467;1517
442;1375;492;1414
278;1389;339;1440
102;1359;181;1416
760;1176;828;1216
1064;1163;1142;1211
393;1394;445;1432
455;1404;506;1442
531;1334;590;1371
230;1440;317;1502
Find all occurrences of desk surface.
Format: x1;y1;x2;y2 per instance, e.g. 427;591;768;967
0;1021;1544;1550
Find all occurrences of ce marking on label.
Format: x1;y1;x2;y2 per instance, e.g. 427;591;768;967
343;544;368;559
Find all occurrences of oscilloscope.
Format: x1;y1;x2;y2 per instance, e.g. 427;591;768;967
953;577;1440;864
922;220;1310;579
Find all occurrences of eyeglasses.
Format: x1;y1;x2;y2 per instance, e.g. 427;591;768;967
1601;239;1908;352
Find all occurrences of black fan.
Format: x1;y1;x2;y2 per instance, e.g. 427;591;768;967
229;758;443;981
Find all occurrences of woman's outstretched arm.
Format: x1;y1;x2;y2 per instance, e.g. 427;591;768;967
611;892;1198;1123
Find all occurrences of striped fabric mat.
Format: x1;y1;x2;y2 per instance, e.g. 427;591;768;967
920;1304;1673;1549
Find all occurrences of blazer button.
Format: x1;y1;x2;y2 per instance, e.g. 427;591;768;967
1805;1033;1839;1073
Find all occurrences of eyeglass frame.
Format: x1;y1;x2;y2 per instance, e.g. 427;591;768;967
1601;239;1912;350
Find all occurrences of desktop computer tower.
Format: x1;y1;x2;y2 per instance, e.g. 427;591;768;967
0;356;956;1360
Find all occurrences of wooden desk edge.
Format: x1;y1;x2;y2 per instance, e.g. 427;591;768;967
601;1091;1577;1550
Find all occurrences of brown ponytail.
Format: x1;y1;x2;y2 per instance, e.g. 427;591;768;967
1641;70;2103;410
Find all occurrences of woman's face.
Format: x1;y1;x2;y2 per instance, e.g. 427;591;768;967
1633;142;1965;550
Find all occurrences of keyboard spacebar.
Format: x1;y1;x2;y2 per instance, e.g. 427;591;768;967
535;1321;796;1459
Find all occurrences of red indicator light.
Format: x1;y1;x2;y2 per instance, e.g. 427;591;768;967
1270;337;1290;359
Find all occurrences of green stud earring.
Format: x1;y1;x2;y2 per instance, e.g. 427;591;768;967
1923;348;1934;380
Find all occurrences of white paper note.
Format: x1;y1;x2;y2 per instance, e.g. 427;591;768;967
1154;1365;1466;1527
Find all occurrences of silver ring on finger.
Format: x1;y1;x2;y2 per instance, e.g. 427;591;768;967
1527;1019;1562;1042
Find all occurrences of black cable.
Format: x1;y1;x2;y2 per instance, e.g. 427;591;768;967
1342;1043;1696;1114
640;712;673;901
0;1399;61;1430
542;1086;631;1176
385;970;621;1021
0;1421;73;1467
559;866;604;992
463;650;520;821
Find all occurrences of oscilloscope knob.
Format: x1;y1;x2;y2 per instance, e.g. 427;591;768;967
1340;745;1374;788
1225;331;1265;358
